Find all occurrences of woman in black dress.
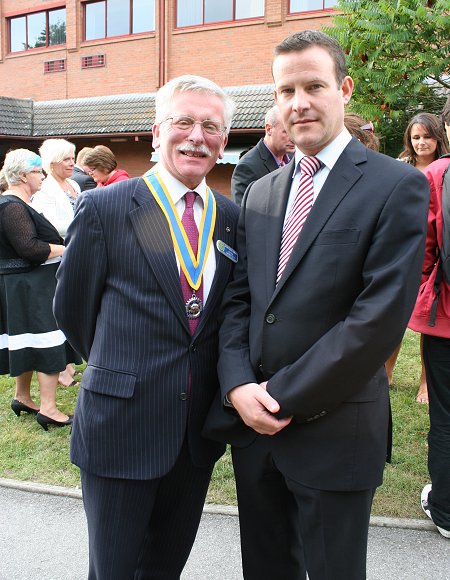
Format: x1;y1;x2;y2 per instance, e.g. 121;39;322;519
0;149;80;430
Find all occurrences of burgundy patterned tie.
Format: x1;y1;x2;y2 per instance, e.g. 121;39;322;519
180;191;203;334
276;155;321;284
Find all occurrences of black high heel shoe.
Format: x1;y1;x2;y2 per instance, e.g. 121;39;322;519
11;399;39;417
36;413;73;432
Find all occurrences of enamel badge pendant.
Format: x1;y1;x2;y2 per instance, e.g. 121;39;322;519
185;293;203;319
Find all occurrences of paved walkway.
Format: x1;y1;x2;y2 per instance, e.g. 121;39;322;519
0;479;448;579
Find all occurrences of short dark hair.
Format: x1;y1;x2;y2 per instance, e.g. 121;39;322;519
273;30;348;87
84;145;117;173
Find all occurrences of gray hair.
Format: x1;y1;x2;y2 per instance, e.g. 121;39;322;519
154;74;236;134
264;105;282;128
39;138;76;173
1;148;42;186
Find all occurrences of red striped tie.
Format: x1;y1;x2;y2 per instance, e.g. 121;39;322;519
276;156;321;284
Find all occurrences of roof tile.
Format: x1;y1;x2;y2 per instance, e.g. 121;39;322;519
1;85;274;137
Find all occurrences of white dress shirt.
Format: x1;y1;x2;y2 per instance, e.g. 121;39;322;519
283;128;352;226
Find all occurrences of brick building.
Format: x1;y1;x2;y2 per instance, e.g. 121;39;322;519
0;1;337;195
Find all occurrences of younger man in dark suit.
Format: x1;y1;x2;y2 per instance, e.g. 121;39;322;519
205;30;429;579
231;105;294;205
54;75;239;579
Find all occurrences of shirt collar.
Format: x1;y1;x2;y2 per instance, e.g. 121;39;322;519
294;128;352;173
154;163;207;205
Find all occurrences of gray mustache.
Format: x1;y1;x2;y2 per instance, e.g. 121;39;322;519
176;144;212;157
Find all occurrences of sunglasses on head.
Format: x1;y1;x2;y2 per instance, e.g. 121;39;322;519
360;121;374;133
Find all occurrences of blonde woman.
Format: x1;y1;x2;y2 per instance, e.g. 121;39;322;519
31;138;81;238
31;138;83;386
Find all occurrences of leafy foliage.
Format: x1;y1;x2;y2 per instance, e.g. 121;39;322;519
324;0;450;155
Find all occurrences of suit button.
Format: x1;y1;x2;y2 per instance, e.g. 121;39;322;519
179;392;188;401
265;313;276;324
190;344;197;352
258;364;263;372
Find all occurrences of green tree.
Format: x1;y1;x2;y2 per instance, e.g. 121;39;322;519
324;0;450;156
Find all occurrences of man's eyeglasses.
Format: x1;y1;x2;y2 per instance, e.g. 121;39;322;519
163;115;226;136
360;122;374;133
29;169;44;174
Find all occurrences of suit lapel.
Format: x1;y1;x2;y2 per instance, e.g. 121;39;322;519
264;165;295;302
271;141;366;300
129;181;236;336
129;178;189;332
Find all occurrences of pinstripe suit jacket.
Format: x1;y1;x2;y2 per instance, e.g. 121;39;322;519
54;176;239;480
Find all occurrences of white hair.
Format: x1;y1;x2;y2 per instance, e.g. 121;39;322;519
264;105;281;128
39;138;76;173
1;149;42;186
154;75;236;134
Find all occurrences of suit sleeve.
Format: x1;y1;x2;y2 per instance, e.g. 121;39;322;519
267;169;429;420
54;192;107;361
217;184;259;392
231;160;259;207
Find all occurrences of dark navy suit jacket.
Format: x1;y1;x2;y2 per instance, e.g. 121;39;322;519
205;138;429;491
231;139;281;206
71;166;96;191
54;176;239;480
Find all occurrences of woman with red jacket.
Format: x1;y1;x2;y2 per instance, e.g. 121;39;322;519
409;100;450;540
84;145;129;187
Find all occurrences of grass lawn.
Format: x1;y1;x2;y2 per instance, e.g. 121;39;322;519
0;329;430;518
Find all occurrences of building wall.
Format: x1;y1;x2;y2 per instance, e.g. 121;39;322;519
0;1;334;100
0;0;336;196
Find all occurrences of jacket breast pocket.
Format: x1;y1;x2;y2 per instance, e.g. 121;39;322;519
315;229;360;246
81;364;136;399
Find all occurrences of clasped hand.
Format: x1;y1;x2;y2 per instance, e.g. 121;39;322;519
228;382;292;436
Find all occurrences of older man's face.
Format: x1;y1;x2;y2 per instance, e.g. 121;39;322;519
152;91;228;190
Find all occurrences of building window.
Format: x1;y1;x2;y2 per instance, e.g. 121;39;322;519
9;8;66;53
176;0;264;27
84;0;155;40
289;0;337;13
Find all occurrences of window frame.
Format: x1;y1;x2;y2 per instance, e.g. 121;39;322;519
175;0;265;29
82;0;155;41
8;6;66;54
288;0;338;15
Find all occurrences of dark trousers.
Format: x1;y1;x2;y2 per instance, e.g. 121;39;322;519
80;441;213;580
423;334;450;531
232;437;375;580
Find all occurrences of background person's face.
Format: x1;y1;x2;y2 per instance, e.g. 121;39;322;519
52;154;75;180
88;166;109;184
410;123;438;160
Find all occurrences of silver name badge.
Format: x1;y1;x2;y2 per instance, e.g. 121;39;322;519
216;240;238;263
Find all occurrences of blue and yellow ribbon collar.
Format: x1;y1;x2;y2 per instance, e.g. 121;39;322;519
143;169;216;290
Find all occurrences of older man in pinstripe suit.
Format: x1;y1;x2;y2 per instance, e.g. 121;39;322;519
54;75;239;580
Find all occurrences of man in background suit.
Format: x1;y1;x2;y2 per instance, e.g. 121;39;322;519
205;31;429;579
231;105;294;205
54;75;239;579
71;146;97;191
